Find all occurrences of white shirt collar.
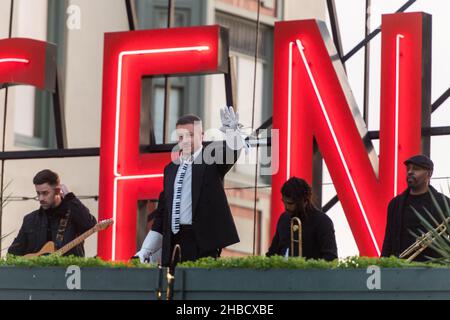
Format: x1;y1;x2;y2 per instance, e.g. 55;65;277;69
181;146;203;164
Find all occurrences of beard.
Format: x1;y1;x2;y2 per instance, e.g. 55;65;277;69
407;175;416;188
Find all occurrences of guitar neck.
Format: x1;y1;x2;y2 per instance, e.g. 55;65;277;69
55;225;97;256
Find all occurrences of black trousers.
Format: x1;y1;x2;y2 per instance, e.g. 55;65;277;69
170;225;220;264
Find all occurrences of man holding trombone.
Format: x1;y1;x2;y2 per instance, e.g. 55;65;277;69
382;154;450;261
266;177;338;261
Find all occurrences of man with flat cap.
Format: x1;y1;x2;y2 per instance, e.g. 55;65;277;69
381;154;450;261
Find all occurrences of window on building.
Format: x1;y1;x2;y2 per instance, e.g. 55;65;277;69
136;0;205;145
13;0;65;149
150;80;184;144
215;12;274;183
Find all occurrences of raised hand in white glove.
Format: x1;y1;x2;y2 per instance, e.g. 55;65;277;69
220;106;242;133
134;230;163;263
220;106;250;153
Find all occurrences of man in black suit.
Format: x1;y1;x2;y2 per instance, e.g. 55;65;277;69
381;154;450;261
135;107;243;265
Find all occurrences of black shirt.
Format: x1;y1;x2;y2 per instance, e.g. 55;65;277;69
266;208;338;261
45;204;68;243
400;192;441;261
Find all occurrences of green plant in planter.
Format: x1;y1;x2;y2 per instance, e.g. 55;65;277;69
178;255;443;269
408;188;450;264
0;254;155;268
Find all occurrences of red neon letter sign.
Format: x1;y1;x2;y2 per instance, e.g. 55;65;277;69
98;26;228;260
0;38;56;90
272;12;431;256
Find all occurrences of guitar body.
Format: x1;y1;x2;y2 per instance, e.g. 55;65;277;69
24;241;56;258
22;219;113;259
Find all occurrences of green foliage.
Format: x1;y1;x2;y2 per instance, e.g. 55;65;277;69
409;189;450;264
178;255;446;270
0;254;447;269
0;254;155;268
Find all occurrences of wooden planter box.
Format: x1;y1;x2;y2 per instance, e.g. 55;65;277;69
0;266;449;299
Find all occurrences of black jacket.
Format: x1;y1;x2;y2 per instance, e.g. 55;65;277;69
8;193;97;257
152;141;240;266
267;208;338;261
381;185;450;259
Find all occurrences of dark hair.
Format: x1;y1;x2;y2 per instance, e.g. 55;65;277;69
33;169;60;186
281;177;314;214
176;114;202;126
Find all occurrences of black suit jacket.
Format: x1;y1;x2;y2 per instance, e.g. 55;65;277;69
381;185;450;259
152;141;240;266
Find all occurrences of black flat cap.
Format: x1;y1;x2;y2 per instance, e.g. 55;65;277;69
404;154;434;170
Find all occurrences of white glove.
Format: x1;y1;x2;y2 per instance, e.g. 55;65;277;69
220;106;242;132
135;230;163;263
220;106;250;153
148;248;162;264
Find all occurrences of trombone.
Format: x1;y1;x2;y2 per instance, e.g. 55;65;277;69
156;244;181;300
290;217;302;257
399;217;450;262
166;244;181;300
